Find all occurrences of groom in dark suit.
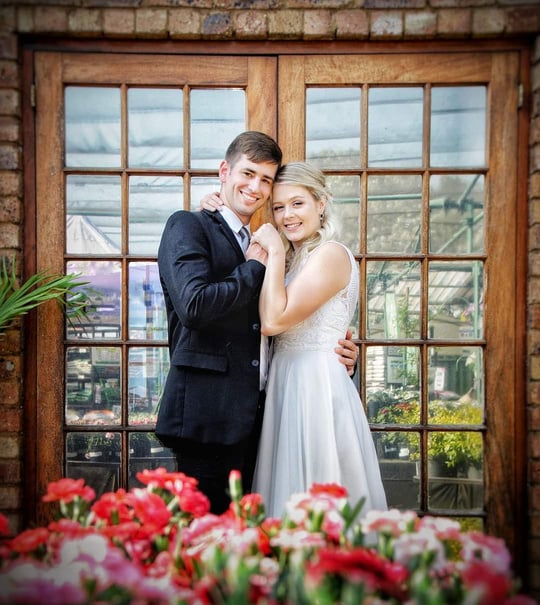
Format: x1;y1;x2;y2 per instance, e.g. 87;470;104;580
156;131;357;513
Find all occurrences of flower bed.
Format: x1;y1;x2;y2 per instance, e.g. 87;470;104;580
0;470;535;604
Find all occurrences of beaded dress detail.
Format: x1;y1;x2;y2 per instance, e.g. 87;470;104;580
252;242;387;518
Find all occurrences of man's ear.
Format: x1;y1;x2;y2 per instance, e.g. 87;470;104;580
218;160;229;183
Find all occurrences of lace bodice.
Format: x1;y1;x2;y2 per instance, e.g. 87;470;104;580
273;242;358;353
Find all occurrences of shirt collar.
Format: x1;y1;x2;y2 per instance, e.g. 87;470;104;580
220;206;250;237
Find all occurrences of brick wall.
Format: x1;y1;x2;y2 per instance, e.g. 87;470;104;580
0;0;539;595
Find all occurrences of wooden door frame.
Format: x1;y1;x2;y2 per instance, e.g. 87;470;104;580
21;39;530;576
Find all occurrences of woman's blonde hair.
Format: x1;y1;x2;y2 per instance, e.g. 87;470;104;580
272;162;338;272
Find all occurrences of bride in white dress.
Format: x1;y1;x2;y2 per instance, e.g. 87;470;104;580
250;162;387;519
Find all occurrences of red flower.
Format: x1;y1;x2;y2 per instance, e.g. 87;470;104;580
178;488;211;517
309;483;348;499
91;488;133;524
136;467;198;491
42;477;95;504
9;527;50;554
306;547;409;601
125;488;172;530
0;513;9;536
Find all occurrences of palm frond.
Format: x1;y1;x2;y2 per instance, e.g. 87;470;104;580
0;256;93;332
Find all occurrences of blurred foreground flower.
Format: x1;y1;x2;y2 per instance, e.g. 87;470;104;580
0;470;536;604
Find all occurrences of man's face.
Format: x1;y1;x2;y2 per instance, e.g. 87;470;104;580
218;154;278;223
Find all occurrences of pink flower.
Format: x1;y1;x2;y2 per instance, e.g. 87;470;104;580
461;560;512;605
361;508;418;537
461;530;511;575
42;478;95;504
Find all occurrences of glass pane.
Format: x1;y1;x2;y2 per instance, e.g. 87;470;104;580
190;89;245;169
66;432;121;499
128;347;170;426
129;176;183;255
327;175;360;253
66;260;122;340
366;261;421;339
428;260;484;340
306;88;361;169
66;346;121;425
366;346;420;404
128;88;183;168
65;87;121;168
378;437;420;509
129;433;176;489
428;346;484;414
368;87;423;168
430;86;486;167
66;175;121;254
428;432;483;511
367;175;422;253
191;177;221;211
429;174;485;254
128;263;166;340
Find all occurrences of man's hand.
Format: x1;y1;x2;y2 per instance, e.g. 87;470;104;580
336;328;358;376
246;241;268;265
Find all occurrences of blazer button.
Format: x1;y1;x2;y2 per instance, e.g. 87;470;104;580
251;360;259;367
252;323;260;331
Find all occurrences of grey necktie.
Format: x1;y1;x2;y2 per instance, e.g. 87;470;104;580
239;226;250;253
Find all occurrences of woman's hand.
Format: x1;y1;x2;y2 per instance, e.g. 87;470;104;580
251;223;283;254
199;192;223;212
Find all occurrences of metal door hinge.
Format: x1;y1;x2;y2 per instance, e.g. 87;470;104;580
518;83;523;109
30;84;36;108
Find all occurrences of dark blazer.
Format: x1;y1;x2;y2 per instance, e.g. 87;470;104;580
155;209;266;447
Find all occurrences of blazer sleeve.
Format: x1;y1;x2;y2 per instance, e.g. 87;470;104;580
158;210;265;330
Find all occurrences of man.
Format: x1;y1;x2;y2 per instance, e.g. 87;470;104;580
156;131;357;513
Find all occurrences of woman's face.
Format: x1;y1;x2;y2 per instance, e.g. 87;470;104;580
271;183;325;249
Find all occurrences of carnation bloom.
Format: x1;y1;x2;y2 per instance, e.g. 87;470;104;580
42;478;95;504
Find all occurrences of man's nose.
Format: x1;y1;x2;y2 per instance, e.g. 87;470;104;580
248;176;262;191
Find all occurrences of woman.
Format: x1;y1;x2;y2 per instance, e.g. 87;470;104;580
249;162;387;518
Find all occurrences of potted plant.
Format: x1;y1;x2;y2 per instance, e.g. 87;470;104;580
428;400;483;476
371;388;483;476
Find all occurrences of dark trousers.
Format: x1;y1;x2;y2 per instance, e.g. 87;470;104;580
173;392;265;514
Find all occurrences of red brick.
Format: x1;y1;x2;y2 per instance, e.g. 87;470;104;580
304;10;333;40
234;11;267;39
68;9;102;36
472;8;505;35
135;8;167;38
506;6;540;34
103;9;135;38
0;116;19;144
405;11;437;37
0;459;21;482
0;485;19;509
0;171;20;196
35;7;68;33
370;11;403;38
335;10;369;39
169;9;201;39
0;407;21;432
0;381;20;405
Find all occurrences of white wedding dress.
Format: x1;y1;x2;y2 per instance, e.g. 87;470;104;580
252;242;388;519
